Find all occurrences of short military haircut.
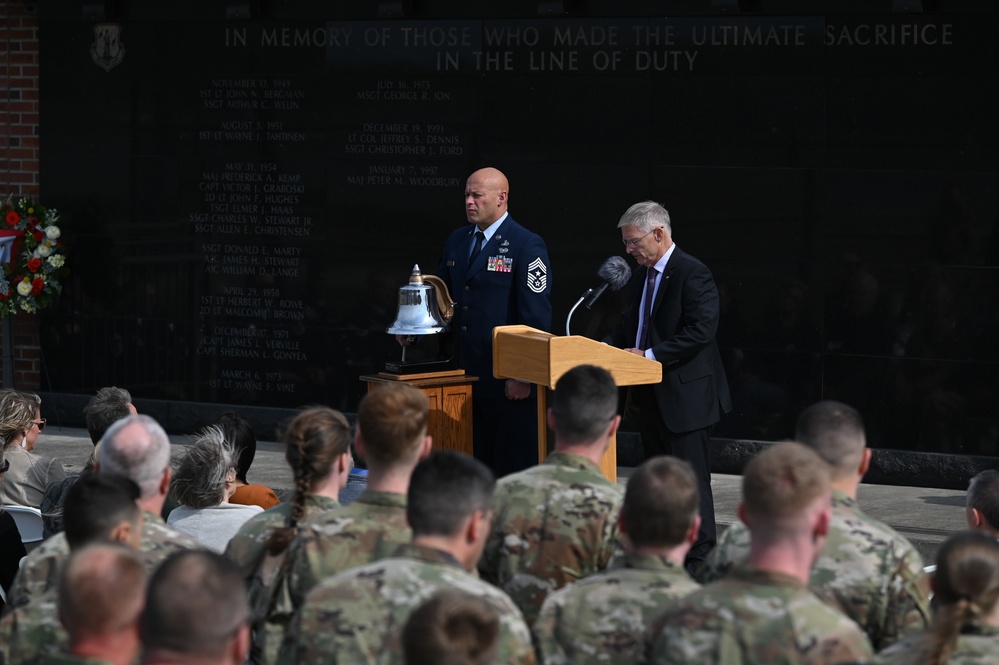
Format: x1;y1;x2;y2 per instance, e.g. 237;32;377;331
408;452;495;538
794;400;866;478
141;550;249;658
968;470;999;530
59;543;146;640
402;590;500;665
82;386;133;445
551;364;618;445
622;456;699;548
743;442;831;522
357;383;429;467
63;473;142;550
99;414;172;500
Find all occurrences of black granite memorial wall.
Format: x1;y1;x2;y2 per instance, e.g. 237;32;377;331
33;1;999;464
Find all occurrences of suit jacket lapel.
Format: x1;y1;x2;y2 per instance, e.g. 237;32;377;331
651;246;680;317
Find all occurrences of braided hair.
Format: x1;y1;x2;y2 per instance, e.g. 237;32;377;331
265;406;351;555
927;531;999;665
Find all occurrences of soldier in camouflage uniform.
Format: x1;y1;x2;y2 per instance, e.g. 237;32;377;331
699;401;930;650
965;469;999;537
651;442;874;665
223;406;353;665
1;475;147;664
279;452;535;665
6;415;201;613
533;456;701;665
284;383;433;608
44;543;146;665
876;531;999;665
478;365;624;626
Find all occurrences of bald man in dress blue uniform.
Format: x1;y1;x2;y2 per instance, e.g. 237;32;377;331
437;167;552;477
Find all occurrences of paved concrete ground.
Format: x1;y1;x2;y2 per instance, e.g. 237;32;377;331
37;425;966;564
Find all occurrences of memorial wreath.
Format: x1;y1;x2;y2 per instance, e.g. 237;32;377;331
0;195;68;317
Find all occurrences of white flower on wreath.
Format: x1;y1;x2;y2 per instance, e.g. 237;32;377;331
16;279;32;296
37;242;54;258
47;254;65;269
45;225;61;240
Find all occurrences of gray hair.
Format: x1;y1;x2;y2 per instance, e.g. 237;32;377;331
83;386;134;444
170;426;234;509
617;200;672;235
99;414;171;500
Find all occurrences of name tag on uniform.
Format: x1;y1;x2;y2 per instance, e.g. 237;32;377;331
488;256;513;272
446;260;455;267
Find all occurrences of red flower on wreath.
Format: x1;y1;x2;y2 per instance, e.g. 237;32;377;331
31;278;44;296
32;230;44;242
27;257;42;273
4;211;19;227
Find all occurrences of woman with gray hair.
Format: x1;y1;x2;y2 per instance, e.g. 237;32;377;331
167;425;263;553
0;388;66;508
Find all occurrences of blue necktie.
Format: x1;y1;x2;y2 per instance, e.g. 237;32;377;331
468;231;485;267
638;267;658;349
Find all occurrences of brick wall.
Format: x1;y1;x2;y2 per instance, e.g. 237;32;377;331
0;1;42;389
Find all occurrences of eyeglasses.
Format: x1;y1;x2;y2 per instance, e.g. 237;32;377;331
622;229;656;247
0;458;9;474
32;418;46;431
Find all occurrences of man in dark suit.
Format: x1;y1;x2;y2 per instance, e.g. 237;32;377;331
604;200;731;571
436;167;552;476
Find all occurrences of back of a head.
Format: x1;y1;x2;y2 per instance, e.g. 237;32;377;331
170;425;234;509
83;386;134;445
742;442;831;529
63;473;142;550
928;531;999;665
59;543;146;644
622;456;699;549
403;590;500;665
794;400;866;479
99;414;171;500
358;383;429;468
967;470;999;532
142;550;249;659
215;411;257;484
408;452;495;538
551;364;618;447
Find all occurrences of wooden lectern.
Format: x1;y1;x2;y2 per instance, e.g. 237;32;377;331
492;325;662;482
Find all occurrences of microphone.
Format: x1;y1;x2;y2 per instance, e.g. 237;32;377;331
583;256;631;309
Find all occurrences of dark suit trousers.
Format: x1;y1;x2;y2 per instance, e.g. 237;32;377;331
473;391;539;479
637;386;717;573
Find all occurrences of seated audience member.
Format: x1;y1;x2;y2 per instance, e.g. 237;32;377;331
0;446;28;613
225;406;352;665
534;456;701;664
1;473;145;663
141;550;251;665
53;543;147;665
0;389;66;508
288;383;432;606
651;442;873;664
337;441;368;505
280;452;534;665
700;400;930;650
168;425;263;553
403;590;501;665
965;469;999;538
479;364;624;625
216;411;280;510
9;414;201;612
876;531;999;665
41;385;136;538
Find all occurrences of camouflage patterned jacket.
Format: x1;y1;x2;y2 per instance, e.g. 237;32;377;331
40;653;116;665
278;542;536;665
874;625;999;665
651;566;875;665
478;452;624;626
699;490;931;651
224;495;339;665
6;511;201;610
286;489;411;610
533;552;699;665
1;512;200;664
